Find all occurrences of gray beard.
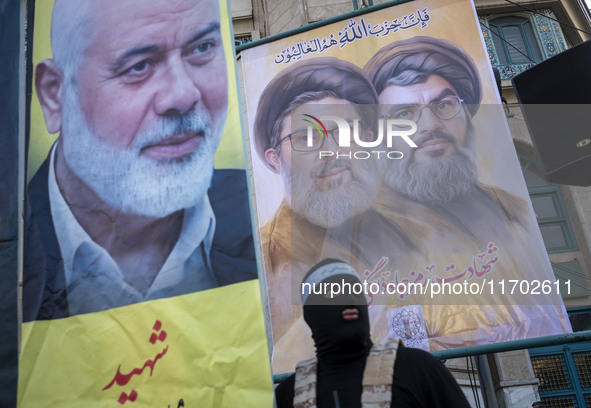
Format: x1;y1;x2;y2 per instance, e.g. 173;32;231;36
60;85;220;218
283;156;380;228
384;130;478;206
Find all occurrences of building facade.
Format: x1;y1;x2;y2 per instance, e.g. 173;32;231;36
230;0;591;406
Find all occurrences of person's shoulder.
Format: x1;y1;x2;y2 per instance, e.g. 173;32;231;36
392;346;471;407
479;183;526;204
261;202;290;244
208;168;251;225
211;168;247;187
25;153;56;249
395;345;442;369
394;345;456;381
478;183;528;222
24;153;69;322
274;373;296;408
28;156;52;211
208;168;252;231
207;168;257;285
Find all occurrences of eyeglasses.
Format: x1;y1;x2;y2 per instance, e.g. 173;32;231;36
275;120;372;152
381;95;464;123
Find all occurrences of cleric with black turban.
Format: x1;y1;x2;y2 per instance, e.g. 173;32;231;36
363;36;482;117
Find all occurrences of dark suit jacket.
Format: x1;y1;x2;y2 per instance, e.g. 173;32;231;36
23;158;258;322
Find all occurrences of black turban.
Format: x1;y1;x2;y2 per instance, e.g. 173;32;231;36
253;57;378;171
364;36;481;117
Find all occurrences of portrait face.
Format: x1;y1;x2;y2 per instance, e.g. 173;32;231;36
267;96;380;228
55;0;228;217
378;75;469;162
378;75;478;205
77;0;227;155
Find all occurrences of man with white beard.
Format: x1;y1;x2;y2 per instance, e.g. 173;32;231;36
23;0;257;321
253;57;421;373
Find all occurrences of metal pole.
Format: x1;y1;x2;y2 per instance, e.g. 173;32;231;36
272;330;591;383
431;330;591;360
476;355;498;408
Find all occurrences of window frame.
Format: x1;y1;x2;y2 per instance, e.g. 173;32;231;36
489;15;543;65
520;155;579;253
529;340;591;407
529;307;591;407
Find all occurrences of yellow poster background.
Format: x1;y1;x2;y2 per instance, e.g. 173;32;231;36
21;0;272;405
19;281;272;407
28;0;246;182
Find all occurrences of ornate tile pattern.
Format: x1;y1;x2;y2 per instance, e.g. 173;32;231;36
480;9;568;80
479;16;499;65
533;9;568;58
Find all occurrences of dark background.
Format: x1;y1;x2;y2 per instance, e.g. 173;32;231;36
0;0;25;406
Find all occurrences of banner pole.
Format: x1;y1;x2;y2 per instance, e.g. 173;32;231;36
272;330;591;383
431;330;591;360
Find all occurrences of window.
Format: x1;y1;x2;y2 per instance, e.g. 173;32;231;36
234;34;252;46
530;344;591;407
529;308;591;407
520;156;578;253
520;155;587;298
489;16;543;65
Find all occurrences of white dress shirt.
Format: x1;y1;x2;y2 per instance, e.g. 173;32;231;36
47;144;216;315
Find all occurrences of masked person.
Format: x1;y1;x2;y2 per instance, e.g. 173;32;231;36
275;259;471;408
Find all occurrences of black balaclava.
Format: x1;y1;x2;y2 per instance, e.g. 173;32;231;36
300;259;373;407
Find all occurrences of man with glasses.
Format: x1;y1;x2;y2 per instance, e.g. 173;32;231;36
361;36;569;350
253;57;420;373
364;35;531;254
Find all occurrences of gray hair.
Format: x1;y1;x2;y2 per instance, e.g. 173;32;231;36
384;69;430;88
385;69;471;118
50;0;93;86
271;90;337;154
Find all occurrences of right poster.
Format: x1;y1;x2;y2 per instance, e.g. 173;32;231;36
241;0;572;374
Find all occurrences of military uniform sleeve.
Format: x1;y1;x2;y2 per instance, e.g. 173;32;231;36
391;346;471;408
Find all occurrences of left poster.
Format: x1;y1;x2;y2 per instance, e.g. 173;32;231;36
19;0;273;406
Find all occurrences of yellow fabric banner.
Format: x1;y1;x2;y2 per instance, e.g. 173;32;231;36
19;280;272;407
21;0;273;405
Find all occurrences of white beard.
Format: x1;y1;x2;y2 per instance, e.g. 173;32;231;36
384;130;478;206
60;85;220;218
284;156;380;228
